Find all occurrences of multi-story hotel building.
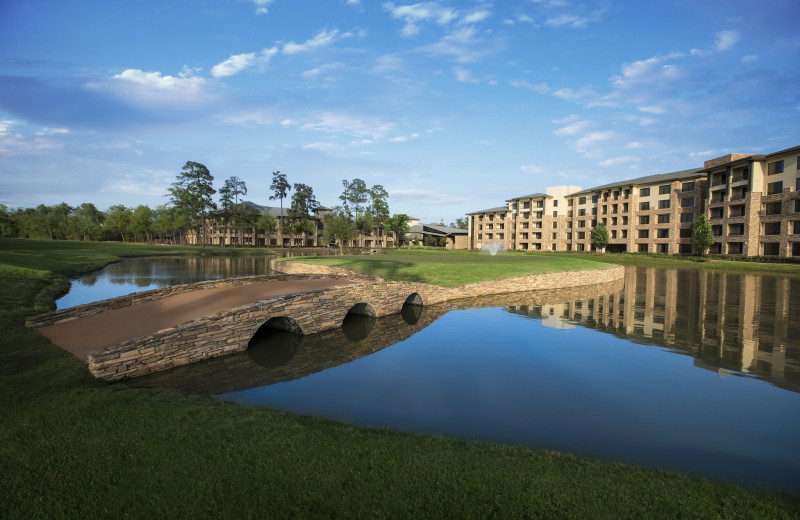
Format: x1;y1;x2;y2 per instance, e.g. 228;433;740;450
467;145;800;258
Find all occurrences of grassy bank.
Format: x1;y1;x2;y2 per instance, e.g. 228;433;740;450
2;239;799;518
280;252;614;287
532;250;800;275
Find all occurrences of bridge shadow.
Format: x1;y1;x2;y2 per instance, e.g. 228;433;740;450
126;301;434;395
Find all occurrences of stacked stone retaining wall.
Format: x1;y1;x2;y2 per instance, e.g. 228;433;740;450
80;261;624;381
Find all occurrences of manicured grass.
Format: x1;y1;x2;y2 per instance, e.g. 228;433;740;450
2;239;799;518
281;251;615;287
532;250;800;275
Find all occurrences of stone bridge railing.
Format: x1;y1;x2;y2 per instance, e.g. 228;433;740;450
77;261;624;381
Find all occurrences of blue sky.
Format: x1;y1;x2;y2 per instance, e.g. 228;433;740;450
1;0;798;223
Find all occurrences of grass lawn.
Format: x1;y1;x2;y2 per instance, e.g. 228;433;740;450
530;250;800;276
2;239;799;518
280;251;615;287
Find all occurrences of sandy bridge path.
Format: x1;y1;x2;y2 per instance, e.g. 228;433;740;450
39;279;355;362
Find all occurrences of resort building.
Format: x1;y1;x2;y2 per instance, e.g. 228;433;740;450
467;144;800;258
191;201;396;248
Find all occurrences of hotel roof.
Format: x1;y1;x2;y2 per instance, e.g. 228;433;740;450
570;168;704;197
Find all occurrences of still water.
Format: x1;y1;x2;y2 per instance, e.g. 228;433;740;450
56;256;274;309
66;259;800;490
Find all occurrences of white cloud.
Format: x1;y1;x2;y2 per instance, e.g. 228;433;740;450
611;52;684;89
301;62;346;79
92;68;210;104
453;66;478;83
638;105;665;115
303;142;338;151
741;54;758;63
423;26;492;63
625;141;644;149
299;112;396;139
598;156;640;167
461;10;491;24
283;29;352;55
388;188;468;204
388;133;420;142
520;165;544;174
689;150;716;158
372;54;406;73
553;119;592;137
223;110;275;126
544;14;589;28
384;2;458;36
510;79;550;94
346;0;361;5
211;48;278;77
715;30;739;51
552;86;597;101
251;0;274;15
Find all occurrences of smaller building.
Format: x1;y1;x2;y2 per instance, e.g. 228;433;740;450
408;223;469;249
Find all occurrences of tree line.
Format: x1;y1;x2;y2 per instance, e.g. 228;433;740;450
0;161;413;248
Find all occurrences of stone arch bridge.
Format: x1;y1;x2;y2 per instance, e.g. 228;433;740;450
27;261;625;381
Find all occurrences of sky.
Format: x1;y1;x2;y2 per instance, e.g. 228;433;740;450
1;0;799;224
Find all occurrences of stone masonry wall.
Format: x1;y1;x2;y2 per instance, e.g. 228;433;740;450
86;262;625;381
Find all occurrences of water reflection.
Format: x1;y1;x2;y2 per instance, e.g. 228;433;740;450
506;268;800;393
56;256;274;309
128;304;437;395
126;269;800;490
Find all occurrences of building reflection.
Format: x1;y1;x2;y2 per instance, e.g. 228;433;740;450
127;269;799;395
505;267;800;392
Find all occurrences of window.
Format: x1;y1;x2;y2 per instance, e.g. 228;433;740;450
768;181;783;195
638;244;648;252
567;232;572;240
768;160;784;175
592;195;599;203
640;187;651;197
764;222;781;235
579;196;586;205
682;181;695;192
622;230;627;238
639;202;650;211
658;229;669;238
578;220;586;228
681;213;695;223
551;211;557;218
682;197;695;208
658;214;670;224
578;208;586;216
680;228;692;238
611;217;618;225
638;229;649;239
766;201;782;215
478;234;482;239
659;184;671;195
553;200;558;207
794;221;800;234
552;233;557;240
577;232;586;240
796;177;800;191
611;230;617;238
552;222;558;229
639;215;650;225
658;199;671;209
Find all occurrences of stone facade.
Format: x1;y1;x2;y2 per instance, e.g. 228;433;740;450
75;260;624;381
467;144;800;257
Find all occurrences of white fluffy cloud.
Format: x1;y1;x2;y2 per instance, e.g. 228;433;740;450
91;68;210;104
714;30;739;51
283;29;353;54
211;48;278;77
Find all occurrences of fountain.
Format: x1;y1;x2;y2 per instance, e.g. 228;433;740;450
482;242;504;256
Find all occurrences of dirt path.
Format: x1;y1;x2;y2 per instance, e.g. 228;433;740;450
40;279;355;362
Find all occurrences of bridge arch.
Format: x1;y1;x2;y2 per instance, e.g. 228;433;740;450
258;315;304;335
345;302;376;317
404;292;423;306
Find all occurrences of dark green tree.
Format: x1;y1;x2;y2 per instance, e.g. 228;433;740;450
692;214;714;255
449;217;468;230
69;203;104;241
269;171;291;246
591;221;609;252
324;207;356;253
288;183;319;247
105;205;133;242
385;213;410;248
131;205;154;243
169;161;216;247
368;184;390;225
258;214;278;247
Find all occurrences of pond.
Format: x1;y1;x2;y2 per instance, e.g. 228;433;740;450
63;259;800;491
